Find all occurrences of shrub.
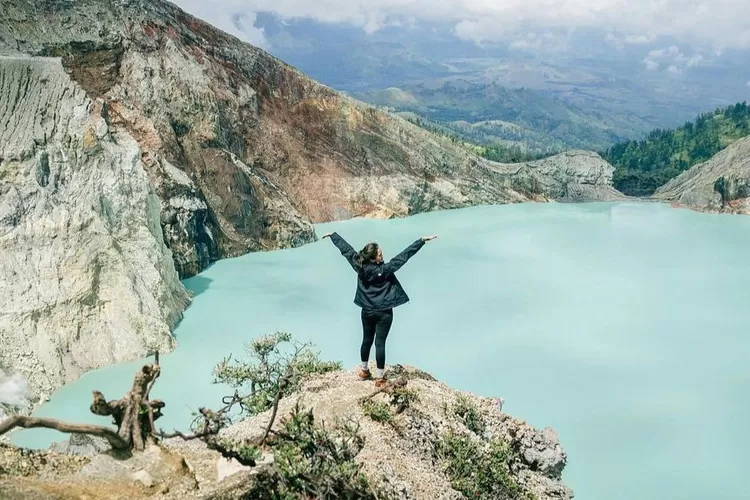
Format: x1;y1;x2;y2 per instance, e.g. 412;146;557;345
434;431;532;500
389;387;419;414
212;331;341;416
242;403;384;499
452;394;486;435
361;399;395;424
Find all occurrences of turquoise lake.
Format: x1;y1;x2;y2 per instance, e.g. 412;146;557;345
11;202;750;499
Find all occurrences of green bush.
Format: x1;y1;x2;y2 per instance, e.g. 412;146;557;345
389;387;419;414
242;403;385;499
361;399;395;424
434;432;532;500
451;394;486;435
212;331;341;416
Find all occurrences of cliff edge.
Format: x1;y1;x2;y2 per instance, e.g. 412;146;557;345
0;365;572;500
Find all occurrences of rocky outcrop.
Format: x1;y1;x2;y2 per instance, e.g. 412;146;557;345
0;0;621;401
654;136;750;213
0;56;189;401
0;365;572;499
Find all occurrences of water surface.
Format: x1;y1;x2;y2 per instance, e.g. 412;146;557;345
12;202;750;500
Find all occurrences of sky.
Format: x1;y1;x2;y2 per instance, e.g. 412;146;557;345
173;0;750;52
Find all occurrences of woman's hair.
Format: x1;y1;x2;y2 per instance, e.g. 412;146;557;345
354;242;379;275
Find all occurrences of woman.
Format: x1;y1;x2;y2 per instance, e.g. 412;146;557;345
321;231;437;387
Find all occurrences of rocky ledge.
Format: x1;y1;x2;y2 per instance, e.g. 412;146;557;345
0;365;572;500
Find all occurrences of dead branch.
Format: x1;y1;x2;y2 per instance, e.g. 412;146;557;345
0;415;129;450
159;408;219;440
205;439;258;467
0;352;164;453
143;352;161;446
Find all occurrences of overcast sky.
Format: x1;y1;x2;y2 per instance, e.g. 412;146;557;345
173;0;750;52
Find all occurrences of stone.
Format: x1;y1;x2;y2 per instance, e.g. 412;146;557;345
215;457;251;481
49;433;111;457
132;469;155;488
517;426;568;479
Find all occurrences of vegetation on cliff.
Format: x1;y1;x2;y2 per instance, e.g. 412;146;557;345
604;102;750;196
0;333;566;499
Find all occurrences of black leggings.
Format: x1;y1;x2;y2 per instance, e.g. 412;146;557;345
360;308;394;370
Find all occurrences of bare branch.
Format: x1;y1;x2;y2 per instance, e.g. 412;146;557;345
0;415;129;450
259;369;294;446
144;352;161;446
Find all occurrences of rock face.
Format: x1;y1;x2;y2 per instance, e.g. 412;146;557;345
0;56;189;400
0;0;621;400
0;365;573;500
654;136;750;213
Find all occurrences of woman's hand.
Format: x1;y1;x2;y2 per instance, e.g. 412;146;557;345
321;232;333;239
421;235;438;242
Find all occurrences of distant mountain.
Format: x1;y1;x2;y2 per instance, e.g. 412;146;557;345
356;81;648;153
253;14;750;152
604;102;750;196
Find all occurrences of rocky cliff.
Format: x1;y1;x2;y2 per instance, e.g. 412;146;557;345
0;365;572;500
654;136;750;214
0;0;621;402
0;56;189;402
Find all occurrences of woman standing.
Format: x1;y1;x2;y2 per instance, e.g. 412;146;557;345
321;231;437;387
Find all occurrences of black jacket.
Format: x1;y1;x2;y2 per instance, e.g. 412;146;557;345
329;232;425;310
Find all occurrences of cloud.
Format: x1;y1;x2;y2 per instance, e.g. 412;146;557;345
0;370;29;419
625;34;656;45
506;31;568;52
174;0;267;46
746;81;750;87
172;1;750;51
644;59;660;71
605;31;658;49
642;45;705;73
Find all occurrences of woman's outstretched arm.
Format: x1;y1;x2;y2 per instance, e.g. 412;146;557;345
380;235;437;275
321;232;358;271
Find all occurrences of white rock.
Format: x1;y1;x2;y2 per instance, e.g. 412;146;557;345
0;56;190;401
132;469;155;488
216;456;252;481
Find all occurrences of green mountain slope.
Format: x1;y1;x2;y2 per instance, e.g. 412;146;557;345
603;102;750;196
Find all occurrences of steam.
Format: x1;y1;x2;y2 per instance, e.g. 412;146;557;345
0;369;30;419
